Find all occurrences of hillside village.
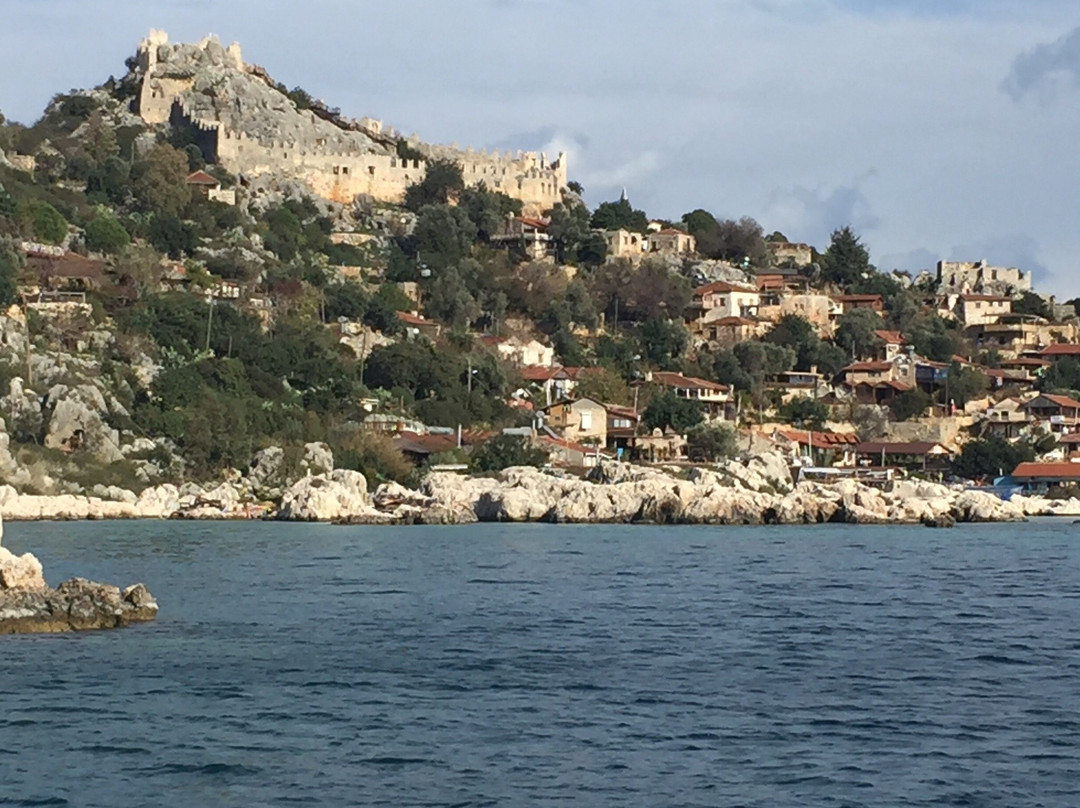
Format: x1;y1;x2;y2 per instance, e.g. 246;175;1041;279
1;31;1080;516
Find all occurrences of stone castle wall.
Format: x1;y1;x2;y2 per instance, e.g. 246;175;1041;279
135;31;566;211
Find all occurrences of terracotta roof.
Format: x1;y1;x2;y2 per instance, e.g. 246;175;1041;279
520;364;564;381
479;335;506;346
693;281;756;295
710;316;757;326
185;170;220;186
1001;357;1051;367
518;216;548;229
1057;433;1080;444
1039;344;1080;357
604;404;640;420
1012;461;1080;479
25;251;105;280
835;294;884;303
855;441;952;456
393;430;492;455
775;429;859;447
852;379;912;391
1025;393;1080;410
652;372;729;392
396;311;434;326
842;361;893;372
874;329;904;344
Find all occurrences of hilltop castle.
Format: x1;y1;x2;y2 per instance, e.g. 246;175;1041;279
133;30;567;213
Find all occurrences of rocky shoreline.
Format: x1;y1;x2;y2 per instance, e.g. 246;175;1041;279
2;451;1078;526
0;518;158;634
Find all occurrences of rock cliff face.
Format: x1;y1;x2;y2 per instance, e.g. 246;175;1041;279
0;517;158;634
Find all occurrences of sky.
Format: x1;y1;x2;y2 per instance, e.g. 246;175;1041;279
2;0;1080;294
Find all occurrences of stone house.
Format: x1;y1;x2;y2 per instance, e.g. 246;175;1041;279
937;260;1031;295
874;329;905;361
833;294;885;315
687;281;760;325
646;229;696;256
538;434;607;468
543;397;608;446
758;293;836;335
651;371;732;420
603;229;646;261
766;239;813;267
604;404;641;457
772;429;859;467
955;294;1012;326
1021;394;1080;434
698;315;769;348
481;335;555;368
490;216;554;261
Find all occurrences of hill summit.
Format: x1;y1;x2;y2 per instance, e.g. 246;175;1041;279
129;29;566;213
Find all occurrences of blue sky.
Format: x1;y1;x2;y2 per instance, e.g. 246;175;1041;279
2;0;1080;295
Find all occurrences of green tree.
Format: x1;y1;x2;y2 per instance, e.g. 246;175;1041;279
572;367;632;407
639;317;688;369
732;340;796;387
470;434;548;472
459;184;522;241
686;422;737;462
131;143;191;216
1013;291;1053;320
820;226;871;287
777;397;829;430
404;159;465;212
952;435;1034;481
834;308;882;359
590;195;648;233
888;388;931;421
148;213;197;259
943;362;988;408
547;201;596;264
414;204;477;269
0;237;23;305
1040;357;1080;394
643;389;703;432
84;213;130;254
20;200;68;244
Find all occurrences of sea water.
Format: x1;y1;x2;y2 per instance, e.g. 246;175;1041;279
2;519;1078;806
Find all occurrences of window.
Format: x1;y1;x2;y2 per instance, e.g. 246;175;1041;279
369;166;376;176
579;411;592;430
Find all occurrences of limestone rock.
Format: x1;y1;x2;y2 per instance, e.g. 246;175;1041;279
42;383;123;463
0;546;46;590
0;576;158;634
277;469;369;521
300;442;334;476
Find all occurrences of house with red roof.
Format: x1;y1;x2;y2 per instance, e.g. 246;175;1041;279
773;429;859;467
1020;393;1080;433
651;371;733;419
1011;461;1080;490
396;310;441;340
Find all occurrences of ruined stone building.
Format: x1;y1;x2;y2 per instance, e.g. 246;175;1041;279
133;30;567;213
936;260;1032;296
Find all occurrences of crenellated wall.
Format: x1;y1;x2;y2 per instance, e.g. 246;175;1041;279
135;30;567;211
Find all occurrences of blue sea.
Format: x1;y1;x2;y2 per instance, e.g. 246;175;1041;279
2;519;1079;807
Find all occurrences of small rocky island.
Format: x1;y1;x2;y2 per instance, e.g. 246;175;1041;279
0;517;157;634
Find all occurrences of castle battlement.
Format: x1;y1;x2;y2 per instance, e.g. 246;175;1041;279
133;30;568;213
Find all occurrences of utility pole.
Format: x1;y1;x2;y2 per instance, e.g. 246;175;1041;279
204;294;214;353
467;356;473;393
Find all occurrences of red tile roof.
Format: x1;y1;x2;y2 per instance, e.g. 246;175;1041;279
1039;344;1080;357
775;429;859;447
842;361;893;372
396;311;434;326
652;372;729;392
1028;393;1080;410
874;329;904;344
185;170;220;186
835;294;884;303
855;441;952;456
694;281;756;295
1012;461;1080;479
